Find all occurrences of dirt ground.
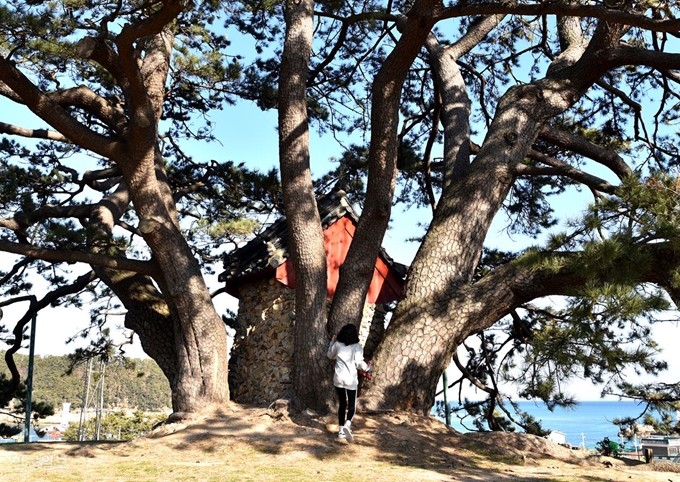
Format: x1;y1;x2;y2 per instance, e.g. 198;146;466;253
1;401;680;482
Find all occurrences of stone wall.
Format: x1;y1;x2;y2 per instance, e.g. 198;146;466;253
229;278;296;404
229;277;386;404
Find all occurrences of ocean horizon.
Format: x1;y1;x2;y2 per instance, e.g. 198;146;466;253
434;400;661;449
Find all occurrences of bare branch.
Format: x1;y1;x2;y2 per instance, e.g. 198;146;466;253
517;148;618;194
461;242;680;342
0;257;32;286
0;240;157;276
448;13;505;60
660;69;680;86
602;46;680;74
452;350;495;395
0;219;21;231
115;0;183;121
421;85;440;212
308;12;399;87
538;125;633;179
0;121;69;142
438;4;680;33
210;285;229;299
0;81;23;103
3;271;97;394
595;78;642;113
48;86;128;135
76;36;130;94
12;204;95;230
0;56;123;159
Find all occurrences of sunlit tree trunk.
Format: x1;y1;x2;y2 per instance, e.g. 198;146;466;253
278;0;330;412
363;19;628;413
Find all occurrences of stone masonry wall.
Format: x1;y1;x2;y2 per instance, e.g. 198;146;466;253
229;278;296;404
229;278;385;404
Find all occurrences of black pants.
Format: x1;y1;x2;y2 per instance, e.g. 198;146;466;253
335;386;357;426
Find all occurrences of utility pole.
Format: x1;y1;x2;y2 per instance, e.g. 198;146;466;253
95;358;106;440
442;369;451;426
78;358;93;441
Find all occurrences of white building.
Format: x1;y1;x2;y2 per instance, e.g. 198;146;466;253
547;430;567;445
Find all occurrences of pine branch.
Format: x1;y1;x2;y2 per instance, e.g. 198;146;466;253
439;3;680;34
538;125;633;179
0;240;157;276
3;271;97;395
0;121;69;142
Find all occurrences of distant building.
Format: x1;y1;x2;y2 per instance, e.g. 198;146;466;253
640;436;680;459
5;427;63;443
60;402;71;430
547;430;566;445
40;426;64;441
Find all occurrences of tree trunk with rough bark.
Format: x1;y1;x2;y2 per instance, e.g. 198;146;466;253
327;0;442;342
362;17;632;414
108;24;230;414
278;0;330;412
0;9;231;413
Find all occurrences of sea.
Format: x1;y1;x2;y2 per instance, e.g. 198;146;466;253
434;400;662;449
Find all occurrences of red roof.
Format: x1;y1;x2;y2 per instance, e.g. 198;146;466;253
219;189;406;303
274;216;403;303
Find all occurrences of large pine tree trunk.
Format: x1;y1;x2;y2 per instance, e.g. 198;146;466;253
327;3;440;338
88;163;228;414
0;6;231;414
362;19;628;414
112;28;230;414
96;228;229;414
278;0;330;412
124;167;230;413
363;160;516;412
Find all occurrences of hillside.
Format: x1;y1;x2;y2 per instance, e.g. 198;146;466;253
0;352;171;412
1;403;679;481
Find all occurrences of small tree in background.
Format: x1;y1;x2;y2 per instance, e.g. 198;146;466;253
63;410;163;441
0;373;54;439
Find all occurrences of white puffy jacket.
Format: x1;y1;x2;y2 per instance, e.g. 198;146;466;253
327;340;371;390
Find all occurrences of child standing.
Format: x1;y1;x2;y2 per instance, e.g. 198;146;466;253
327;323;372;442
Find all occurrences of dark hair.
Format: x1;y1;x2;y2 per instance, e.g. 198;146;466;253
337;323;360;345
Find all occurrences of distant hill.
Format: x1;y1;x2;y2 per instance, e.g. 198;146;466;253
0;351;171;412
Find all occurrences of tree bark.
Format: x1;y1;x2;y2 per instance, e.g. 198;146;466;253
278;0;330;411
363;18;632;413
328;0;443;337
0;10;230;413
112;25;229;413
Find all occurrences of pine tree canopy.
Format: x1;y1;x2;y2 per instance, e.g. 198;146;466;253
0;0;679;432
